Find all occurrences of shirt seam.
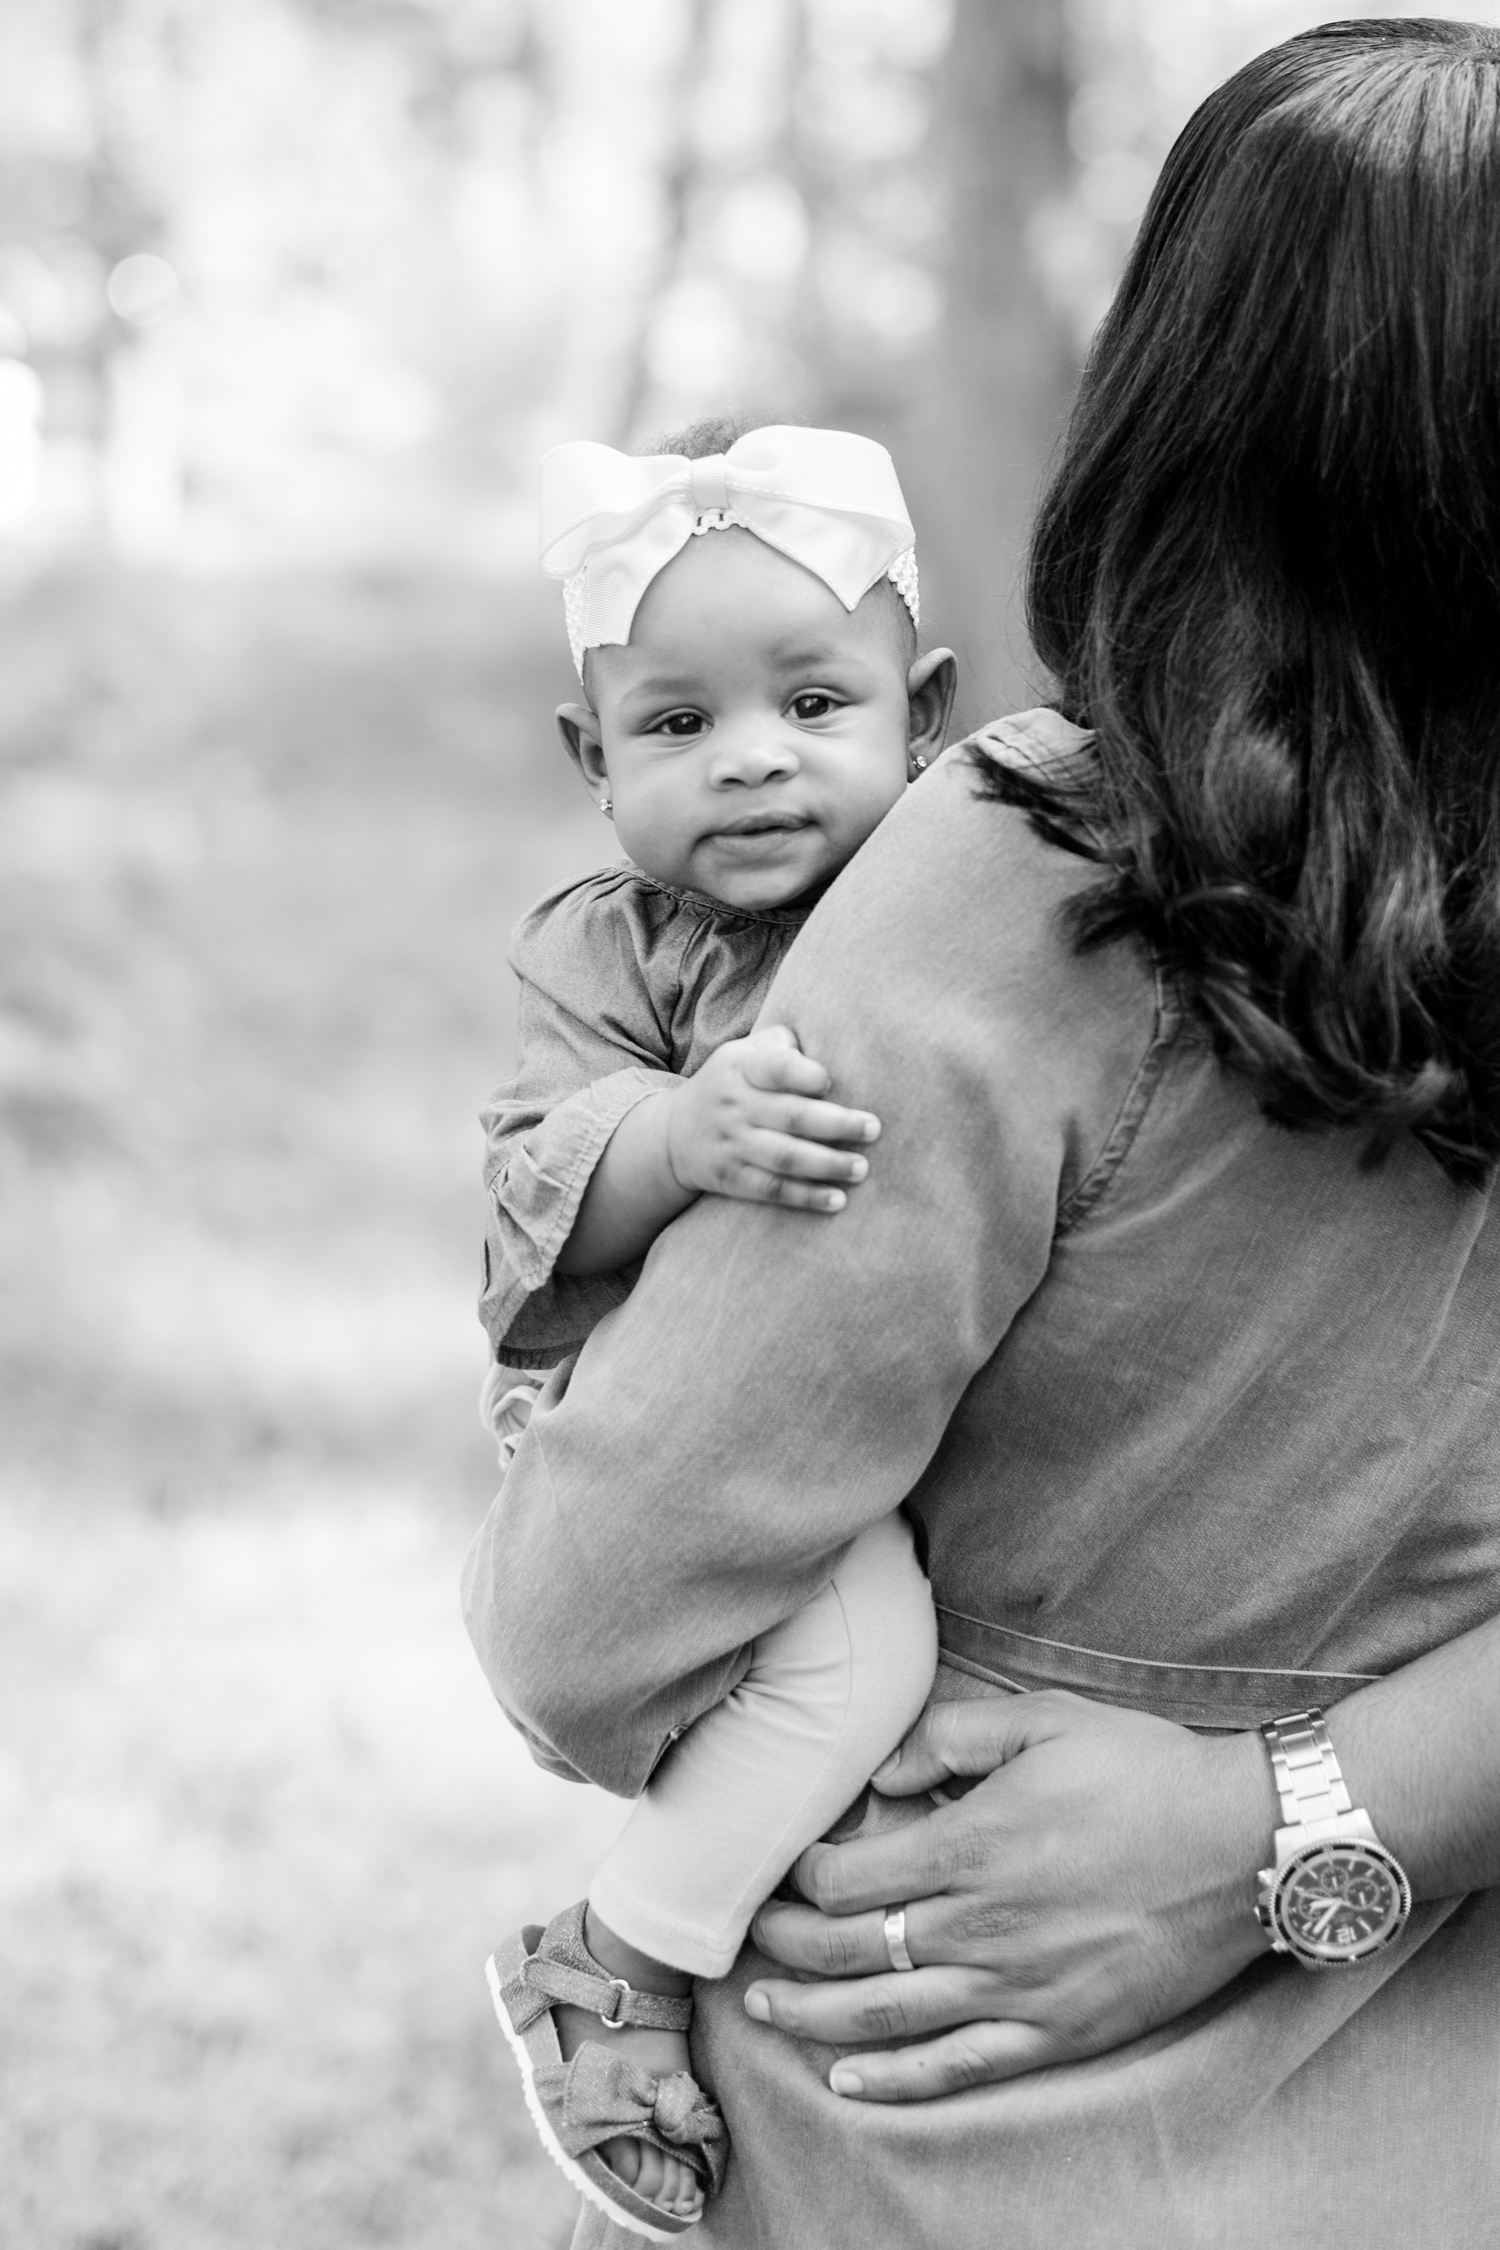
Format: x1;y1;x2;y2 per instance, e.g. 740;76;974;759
606;860;815;931
1054;959;1184;1239
934;1608;1383;1686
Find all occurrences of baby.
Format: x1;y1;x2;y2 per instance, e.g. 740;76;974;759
479;418;955;2238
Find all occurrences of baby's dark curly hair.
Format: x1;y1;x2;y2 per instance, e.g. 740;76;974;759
641;411;797;461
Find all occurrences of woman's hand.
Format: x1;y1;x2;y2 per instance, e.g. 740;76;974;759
745;1692;1277;2102
665;1025;880;1212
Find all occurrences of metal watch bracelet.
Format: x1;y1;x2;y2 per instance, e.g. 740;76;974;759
1261;1708;1355;1835
1255;1707;1412;1969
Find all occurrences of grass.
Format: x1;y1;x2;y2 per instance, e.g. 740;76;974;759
0;561;629;2249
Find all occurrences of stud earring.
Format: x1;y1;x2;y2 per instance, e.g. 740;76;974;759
909;753;928;775
598;794;613;816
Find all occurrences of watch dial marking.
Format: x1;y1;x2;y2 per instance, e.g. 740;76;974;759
1275;1841;1410;1965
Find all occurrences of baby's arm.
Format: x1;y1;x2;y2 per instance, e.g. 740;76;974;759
556;1025;881;1279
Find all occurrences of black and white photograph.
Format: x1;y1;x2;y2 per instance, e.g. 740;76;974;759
4;4;1500;2245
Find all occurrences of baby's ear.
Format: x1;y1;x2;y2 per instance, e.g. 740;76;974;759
556;701;608;793
907;648;958;765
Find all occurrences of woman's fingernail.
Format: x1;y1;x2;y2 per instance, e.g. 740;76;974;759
848;1157;868;1181
873;1749;900;1778
862;1119;881;1141
830;2067;863;2096
744;1988;771;2022
822;1190;845;1212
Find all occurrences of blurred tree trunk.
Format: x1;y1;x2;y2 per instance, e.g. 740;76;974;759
913;0;1077;733
612;0;716;446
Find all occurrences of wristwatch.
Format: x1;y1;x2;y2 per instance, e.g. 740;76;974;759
1255;1708;1412;1969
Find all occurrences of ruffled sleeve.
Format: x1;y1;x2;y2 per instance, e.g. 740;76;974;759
479;870;683;1366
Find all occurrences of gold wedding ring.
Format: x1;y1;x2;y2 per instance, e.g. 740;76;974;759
883;1906;916;1973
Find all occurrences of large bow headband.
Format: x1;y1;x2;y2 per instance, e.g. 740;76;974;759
539;425;919;675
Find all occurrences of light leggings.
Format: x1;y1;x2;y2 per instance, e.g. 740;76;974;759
586;1509;939;1981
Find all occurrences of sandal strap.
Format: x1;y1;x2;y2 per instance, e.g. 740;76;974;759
512;1901;696;2032
523;1952;693;2031
535;2044;729;2196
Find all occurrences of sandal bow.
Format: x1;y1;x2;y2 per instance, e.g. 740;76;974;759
549;2042;728;2191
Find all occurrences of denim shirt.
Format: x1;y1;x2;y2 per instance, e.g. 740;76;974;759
464;726;1500;2242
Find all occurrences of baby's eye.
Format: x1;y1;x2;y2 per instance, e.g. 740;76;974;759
790;692;838;721
654;710;707;738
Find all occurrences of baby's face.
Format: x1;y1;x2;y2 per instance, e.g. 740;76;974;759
581;529;918;911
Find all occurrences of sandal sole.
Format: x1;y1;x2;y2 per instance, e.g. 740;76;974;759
486;1943;703;2241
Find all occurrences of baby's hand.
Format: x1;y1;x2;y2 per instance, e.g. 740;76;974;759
665;1025;880;1212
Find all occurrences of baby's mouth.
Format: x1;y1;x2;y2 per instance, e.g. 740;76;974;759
709;812;812;840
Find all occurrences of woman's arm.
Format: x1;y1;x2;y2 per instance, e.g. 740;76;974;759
463;756;1159;1793
743;1610;1500;2101
1331;1606;1500;1896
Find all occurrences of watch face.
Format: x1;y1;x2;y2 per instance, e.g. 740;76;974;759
1273;1838;1412;1966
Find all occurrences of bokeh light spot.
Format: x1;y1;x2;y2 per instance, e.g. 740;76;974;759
107;253;179;327
716;176;809;285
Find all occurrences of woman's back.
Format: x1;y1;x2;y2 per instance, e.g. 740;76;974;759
548;739;1500;2250
921;999;1500;1715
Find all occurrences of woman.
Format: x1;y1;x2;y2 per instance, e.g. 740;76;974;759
465;20;1500;2241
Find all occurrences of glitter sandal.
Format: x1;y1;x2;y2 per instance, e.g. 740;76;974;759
487;1901;728;2241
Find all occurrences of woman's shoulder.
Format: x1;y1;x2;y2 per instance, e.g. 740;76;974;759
960;706;1095;773
780;721;1094;971
787;715;1161;1087
867;714;1100;914
761;723;1167;1232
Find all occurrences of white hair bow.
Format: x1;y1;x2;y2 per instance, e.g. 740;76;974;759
539;425;919;675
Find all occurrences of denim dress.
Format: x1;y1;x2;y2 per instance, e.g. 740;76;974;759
465;727;1500;2245
479;864;810;1369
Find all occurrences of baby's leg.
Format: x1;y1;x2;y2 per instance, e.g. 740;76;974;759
588;1508;938;1980
536;1513;934;2220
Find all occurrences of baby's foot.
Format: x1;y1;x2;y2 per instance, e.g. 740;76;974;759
554;1909;705;2222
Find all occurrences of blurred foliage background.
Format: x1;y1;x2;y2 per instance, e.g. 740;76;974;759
2;3;1496;2245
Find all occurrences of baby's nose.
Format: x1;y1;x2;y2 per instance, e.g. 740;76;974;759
710;728;799;785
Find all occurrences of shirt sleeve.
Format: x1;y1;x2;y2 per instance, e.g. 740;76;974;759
480;879;682;1367
463;752;1161;1792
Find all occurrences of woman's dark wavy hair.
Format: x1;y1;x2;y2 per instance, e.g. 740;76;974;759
991;18;1500;1186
